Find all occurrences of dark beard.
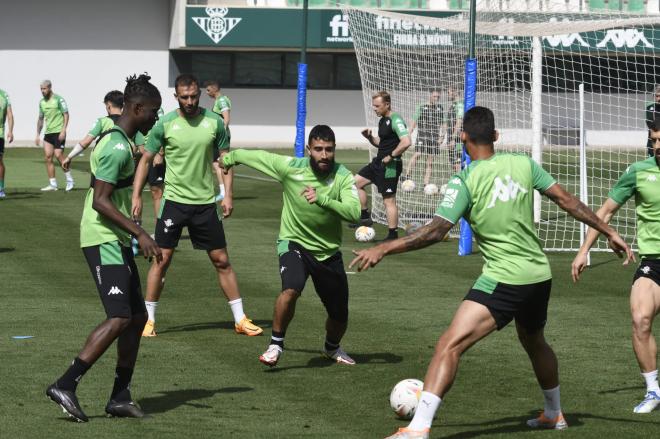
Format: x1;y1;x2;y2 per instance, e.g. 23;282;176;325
310;157;333;177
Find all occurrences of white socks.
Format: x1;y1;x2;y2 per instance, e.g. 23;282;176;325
228;298;244;324
49;178;57;187
542;385;562;419
145;301;158;322
65;171;74;183
642;370;660;393
408;391;441;431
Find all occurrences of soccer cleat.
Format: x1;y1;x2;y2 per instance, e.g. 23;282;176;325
105;399;145;418
235;316;263;336
46;383;88;423
65;180;75;192
259;344;283;367
323;347;356;365
526;411;568;430
384;427;430;439
633;391;660;414
360;216;374;227
142;320;157;337
0;190;5;198
41;185;58;191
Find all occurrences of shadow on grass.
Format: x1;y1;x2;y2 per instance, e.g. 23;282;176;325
157;320;272;334
436;410;660;438
598;385;645;395
0;247;15;253
264;348;402;373
139;387;253;414
2;191;42;200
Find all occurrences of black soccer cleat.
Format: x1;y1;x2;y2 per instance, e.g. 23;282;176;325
105;399;145;418
46;383;89;422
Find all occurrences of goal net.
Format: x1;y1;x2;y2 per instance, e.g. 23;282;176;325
344;3;660;252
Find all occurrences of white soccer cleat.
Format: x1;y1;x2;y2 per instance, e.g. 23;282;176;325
65;181;75;192
259;344;282;367
323;347;356;365
526;411;568;430
384;427;429;439
41;185;58;192
0;190;5;198
633;391;660;414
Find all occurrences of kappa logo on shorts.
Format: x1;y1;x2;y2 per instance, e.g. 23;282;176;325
280;266;287;273
163;218;174;233
642;266;651;274
294;250;301;258
108;286;124;295
385;188;393;193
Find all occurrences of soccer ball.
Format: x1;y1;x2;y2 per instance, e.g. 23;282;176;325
401;179;416;192
390;379;424;420
440;183;448;195
355;226;376;242
423;183;439;196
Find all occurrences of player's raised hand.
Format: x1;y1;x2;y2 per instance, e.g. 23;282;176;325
300;186;317;204
137;232;162;263
61;157;71;172
361;128;372;140
131;195;143;222
607;232;635;266
571;252;589;283
349;247;385;272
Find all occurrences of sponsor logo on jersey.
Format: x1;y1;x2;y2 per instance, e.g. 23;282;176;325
192;7;241;45
108;286;124;295
487;175;529;208
440;187;459;208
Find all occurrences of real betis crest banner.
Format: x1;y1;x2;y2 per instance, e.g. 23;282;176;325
185;7;660;52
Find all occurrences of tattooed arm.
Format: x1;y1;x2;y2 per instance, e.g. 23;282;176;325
349;216;453;272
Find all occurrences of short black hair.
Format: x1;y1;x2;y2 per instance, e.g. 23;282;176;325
204;80;220;88
308;125;335;145
175;74;199;90
124;73;161;104
650;117;660;132
463;106;496;145
103;90;124;109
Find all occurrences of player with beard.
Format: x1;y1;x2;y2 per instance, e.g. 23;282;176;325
220;125;361;367
132;74;262;338
46;74;162;422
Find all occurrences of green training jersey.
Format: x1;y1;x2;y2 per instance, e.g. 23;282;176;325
223;150;361;260
212;95;231;118
88;116;116;138
608;157;660;257
39;93;68;134
146;108;228;205
0;89;10;139
80;126;136;248
141;107;164;148
436;153;556;285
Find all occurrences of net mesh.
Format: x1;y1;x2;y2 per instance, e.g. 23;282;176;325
344;3;660;251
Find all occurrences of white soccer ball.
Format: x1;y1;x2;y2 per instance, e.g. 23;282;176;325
390;379;424;420
440;183;448;195
355;226;376;242
423;183;439;196
401;179;416;192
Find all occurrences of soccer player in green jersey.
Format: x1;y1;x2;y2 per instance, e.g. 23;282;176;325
351;107;633;439
36;80;75;191
132;74;262;338
61;90;124;172
572;118;660;414
356;91;412;240
221;125;361;367
205;80;231;202
0;88;14;198
46;74;162;422
644;85;660;157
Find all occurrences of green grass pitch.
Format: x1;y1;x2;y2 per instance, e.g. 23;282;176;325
1;148;658;438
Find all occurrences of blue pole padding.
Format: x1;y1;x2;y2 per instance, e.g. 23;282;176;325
458;57;477;256
294;62;308;158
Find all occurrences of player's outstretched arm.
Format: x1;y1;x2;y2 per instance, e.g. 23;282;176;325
92;179;162;262
544;184;634;268
349;216;452;272
62;134;95;171
571;198;623;282
131;150;155;221
222;149;288;182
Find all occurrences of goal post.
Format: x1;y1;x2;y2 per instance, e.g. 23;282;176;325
343;3;660;252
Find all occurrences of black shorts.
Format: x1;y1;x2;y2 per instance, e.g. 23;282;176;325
43;133;65;149
279;241;349;323
156;199;227;250
0;138;4;155
416;136;440;155
633;258;660;287
465;276;552;333
358;157;402;196
82;242;145;319
147;161;165;187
